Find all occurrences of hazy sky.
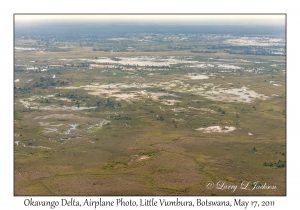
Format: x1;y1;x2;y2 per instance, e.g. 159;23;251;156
15;14;286;26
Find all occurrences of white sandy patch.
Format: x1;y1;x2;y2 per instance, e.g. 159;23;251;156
188;63;215;68
223;37;285;46
172;118;184;121
38;122;50;126
270;81;282;86
19;99;33;108
27;145;51;150
58;82;180;102
201;86;268;103
271;94;280;97
113;92;140;101
171;107;186;112
161;99;182;105
57;81;179;99
63;124;78;135
185;74;209;80
129;155;150;164
26;67;39;70
218;64;241;70
188;107;201;110
149;92;179;100
196;126;236;133
219;70;232;72
199;108;217;113
56;97;72;102
15;47;38;51
55;86;79;89
83;86;121;96
63;56;199;67
44;127;59;133
159;106;166;111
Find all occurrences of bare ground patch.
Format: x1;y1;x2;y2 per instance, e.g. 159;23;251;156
201;86;269;103
128;155;150;165
196;126;236;133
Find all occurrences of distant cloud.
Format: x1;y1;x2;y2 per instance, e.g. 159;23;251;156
14;14;286;26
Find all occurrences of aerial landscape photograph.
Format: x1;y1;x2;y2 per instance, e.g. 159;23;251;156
14;14;286;196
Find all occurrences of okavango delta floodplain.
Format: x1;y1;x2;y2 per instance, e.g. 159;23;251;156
14;20;286;196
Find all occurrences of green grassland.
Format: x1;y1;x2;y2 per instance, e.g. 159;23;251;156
14;35;286;196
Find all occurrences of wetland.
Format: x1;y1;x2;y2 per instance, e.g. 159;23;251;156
14;21;286;196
